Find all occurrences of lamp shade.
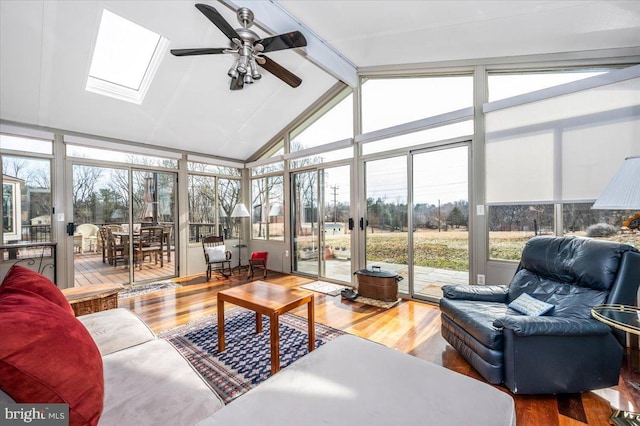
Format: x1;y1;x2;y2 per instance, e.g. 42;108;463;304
592;156;640;210
231;203;250;218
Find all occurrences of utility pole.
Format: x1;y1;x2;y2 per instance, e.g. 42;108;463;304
330;185;339;223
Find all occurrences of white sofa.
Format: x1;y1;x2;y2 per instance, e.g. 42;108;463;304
82;308;514;426
1;304;515;425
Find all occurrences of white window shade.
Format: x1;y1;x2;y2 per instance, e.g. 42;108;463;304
485;73;640;205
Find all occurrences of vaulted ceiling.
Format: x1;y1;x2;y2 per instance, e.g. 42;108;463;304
1;1;639;162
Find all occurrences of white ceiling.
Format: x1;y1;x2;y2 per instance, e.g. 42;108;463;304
1;1;639;163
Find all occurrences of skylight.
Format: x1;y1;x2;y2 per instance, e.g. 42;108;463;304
86;9;169;104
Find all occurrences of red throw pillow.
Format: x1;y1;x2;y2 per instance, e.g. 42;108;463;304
0;288;104;426
0;265;74;316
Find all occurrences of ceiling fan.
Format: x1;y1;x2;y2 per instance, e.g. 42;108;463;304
171;3;307;91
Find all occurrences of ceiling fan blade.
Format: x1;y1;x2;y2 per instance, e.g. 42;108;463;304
255;31;307;53
230;76;244;91
259;56;302;88
170;48;227;56
195;3;241;41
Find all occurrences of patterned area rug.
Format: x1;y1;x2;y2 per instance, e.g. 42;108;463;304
159;307;345;403
118;281;182;300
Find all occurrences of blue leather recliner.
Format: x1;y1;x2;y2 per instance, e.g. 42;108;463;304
440;236;640;394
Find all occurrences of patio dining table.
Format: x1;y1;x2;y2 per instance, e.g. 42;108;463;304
112;229;172;264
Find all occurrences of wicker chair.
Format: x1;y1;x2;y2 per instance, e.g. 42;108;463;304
202;235;232;280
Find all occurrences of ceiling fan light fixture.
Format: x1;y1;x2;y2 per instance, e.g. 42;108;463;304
250;59;261;80
171;4;307;90
236;55;249;74
228;62;239;78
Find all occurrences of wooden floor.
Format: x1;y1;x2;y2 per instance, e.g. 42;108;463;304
121;272;640;426
73;251;176;287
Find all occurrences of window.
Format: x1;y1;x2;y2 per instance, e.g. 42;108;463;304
67;144;178;168
361;121;473;156
219;178;241;240
361;75;473;133
488;204;554;260
251;142;284;176
290;92;353;152
1;154;52;243
563;203;639;247
486;66;639;260
289;147;353;169
187;162;241;177
86;9;169;104
251;176;284;241
1;134;52;155
187;172;240;242
487;69;609;102
3;181;16;235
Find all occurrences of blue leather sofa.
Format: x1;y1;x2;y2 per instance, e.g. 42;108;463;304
440;236;640;394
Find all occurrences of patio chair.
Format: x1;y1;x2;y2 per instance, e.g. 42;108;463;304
248;252;268;280
202;235;232;280
76;223;99;253
106;227;127;266
135;226;164;269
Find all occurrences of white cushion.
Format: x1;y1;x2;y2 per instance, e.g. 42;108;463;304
101;340;224;426
197;334;515;426
205;246;227;262
508;293;554;316
78;308;156;356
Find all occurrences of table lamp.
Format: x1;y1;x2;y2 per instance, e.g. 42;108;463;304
592;156;640;209
592;156;640;231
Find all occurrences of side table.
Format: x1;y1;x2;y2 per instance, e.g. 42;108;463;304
591;304;640;425
62;283;123;316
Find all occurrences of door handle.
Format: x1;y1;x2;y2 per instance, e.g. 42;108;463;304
348;218;354;230
66;222;76;236
359;218;368;230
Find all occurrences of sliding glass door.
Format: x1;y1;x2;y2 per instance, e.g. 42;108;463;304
71;163;177;286
412;145;469;301
291;165;351;283
131;169;176;283
364;156;408;292
362;144;470;301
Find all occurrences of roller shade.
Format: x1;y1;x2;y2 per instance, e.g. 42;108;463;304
485;67;640;205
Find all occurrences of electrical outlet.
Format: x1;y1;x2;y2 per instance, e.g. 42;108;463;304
284;250;289;257
477;274;485;285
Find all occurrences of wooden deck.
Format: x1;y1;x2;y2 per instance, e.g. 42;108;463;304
73;251;176;287
123;272;639;426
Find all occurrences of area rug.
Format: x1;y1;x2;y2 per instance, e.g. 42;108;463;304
300;280;349;296
118;281;182;300
159;307;345;403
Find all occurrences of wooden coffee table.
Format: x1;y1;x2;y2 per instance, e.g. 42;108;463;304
217;281;315;375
